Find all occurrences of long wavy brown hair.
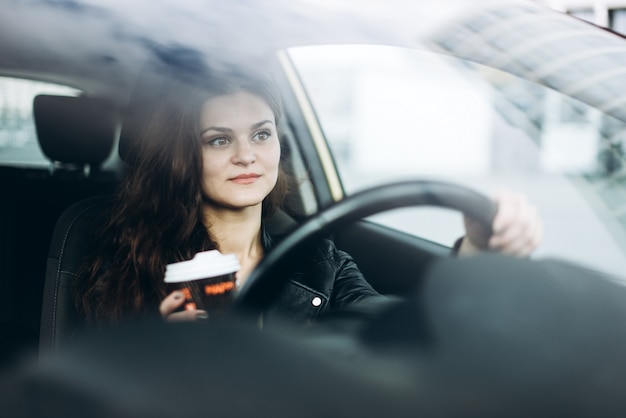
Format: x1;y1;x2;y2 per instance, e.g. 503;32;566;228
75;67;288;325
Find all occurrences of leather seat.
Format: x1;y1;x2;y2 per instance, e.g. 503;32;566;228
35;95;119;355
39;195;111;354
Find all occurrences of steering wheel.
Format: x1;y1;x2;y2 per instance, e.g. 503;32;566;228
235;180;497;312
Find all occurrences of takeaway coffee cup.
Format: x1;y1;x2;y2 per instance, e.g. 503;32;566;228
164;250;240;316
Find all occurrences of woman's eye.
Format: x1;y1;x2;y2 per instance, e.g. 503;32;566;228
205;137;231;147
252;130;272;142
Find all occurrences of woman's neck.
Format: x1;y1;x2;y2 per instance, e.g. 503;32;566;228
202;204;264;283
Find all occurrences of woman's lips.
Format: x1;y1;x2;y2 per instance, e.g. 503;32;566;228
230;173;261;184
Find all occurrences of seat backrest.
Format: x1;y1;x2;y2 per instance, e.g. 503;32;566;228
32;94;120;356
39;196;110;355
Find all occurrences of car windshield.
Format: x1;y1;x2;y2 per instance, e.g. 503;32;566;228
3;0;626;280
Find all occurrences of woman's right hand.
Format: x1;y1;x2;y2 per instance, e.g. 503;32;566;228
159;291;208;322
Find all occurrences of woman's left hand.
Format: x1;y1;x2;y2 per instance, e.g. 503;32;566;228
459;189;543;257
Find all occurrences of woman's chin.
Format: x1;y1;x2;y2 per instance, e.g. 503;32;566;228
203;197;265;212
231;200;264;210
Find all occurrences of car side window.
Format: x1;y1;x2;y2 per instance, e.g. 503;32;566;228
288;45;626;277
0;77;80;167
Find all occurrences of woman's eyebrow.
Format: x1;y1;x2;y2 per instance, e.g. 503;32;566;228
200;120;274;136
251;119;274;129
200;126;232;135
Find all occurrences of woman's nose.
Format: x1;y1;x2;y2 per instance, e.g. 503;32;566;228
232;140;256;165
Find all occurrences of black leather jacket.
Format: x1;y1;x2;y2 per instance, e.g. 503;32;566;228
260;227;387;325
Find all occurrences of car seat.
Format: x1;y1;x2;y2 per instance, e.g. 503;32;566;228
36;95;119;355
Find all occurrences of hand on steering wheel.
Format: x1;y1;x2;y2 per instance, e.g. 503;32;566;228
461;189;543;257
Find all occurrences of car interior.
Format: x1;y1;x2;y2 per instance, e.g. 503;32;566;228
8;2;626;415
5;5;626;377
0;56;456;366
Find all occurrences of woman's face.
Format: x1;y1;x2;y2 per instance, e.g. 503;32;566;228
199;91;281;211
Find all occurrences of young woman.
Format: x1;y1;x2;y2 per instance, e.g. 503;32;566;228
76;67;542;326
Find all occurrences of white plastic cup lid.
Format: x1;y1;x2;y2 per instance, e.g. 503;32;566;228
164;250;240;283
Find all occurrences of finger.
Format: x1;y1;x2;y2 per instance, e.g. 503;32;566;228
166;309;209;323
513;216;543;257
159;291;186;317
497;230;539;257
489;199;531;248
512;236;540;257
490;190;526;235
463;190;524;251
491;206;542;256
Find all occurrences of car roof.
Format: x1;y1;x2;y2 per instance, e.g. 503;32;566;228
6;0;622;114
4;0;463;99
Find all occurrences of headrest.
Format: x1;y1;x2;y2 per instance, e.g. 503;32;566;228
33;95;118;166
